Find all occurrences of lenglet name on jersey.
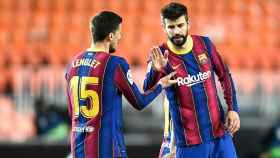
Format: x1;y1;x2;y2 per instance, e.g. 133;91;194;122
72;58;101;68
177;70;211;87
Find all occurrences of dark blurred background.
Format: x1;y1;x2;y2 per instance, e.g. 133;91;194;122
0;0;279;157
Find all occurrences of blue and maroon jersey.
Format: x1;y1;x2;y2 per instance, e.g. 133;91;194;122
144;35;239;147
65;51;163;158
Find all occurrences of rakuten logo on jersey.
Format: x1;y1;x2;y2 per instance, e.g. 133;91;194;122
177;71;211;87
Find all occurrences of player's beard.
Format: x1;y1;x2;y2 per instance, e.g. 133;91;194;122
170;34;187;47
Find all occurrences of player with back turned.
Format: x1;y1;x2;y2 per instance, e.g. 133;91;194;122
65;11;176;158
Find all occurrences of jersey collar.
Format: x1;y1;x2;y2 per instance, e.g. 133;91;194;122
167;35;193;55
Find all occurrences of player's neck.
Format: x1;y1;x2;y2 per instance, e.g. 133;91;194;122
169;39;188;50
87;42;109;53
167;35;193;55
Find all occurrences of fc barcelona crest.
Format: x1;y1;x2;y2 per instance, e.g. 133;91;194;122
198;53;208;64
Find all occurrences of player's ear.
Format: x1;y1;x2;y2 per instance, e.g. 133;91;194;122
108;32;114;41
161;19;167;33
187;21;191;30
160;16;165;31
89;23;94;41
89;22;92;32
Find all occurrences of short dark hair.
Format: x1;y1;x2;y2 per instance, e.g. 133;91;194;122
161;2;188;21
90;11;122;42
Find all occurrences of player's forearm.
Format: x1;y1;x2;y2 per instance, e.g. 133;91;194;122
220;73;239;112
132;83;163;110
143;68;166;91
114;65;163;110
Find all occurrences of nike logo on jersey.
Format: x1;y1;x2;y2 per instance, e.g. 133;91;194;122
172;64;181;70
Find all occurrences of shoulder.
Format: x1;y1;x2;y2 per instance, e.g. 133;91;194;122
159;42;168;49
191;35;216;51
67;52;85;65
158;43;168;54
110;55;127;64
110;55;129;68
191;34;211;42
65;52;85;74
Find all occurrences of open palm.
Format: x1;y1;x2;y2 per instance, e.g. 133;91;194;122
151;46;168;71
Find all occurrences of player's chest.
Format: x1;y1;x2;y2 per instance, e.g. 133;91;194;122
167;51;213;76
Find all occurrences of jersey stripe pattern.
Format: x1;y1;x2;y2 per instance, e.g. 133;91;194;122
66;51;163;158
144;35;239;146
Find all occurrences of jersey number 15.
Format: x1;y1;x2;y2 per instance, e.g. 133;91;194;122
70;76;100;119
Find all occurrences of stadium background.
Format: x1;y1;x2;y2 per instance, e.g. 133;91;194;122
0;0;279;157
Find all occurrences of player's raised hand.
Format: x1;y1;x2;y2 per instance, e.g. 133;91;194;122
158;71;177;88
150;46;168;71
225;111;240;135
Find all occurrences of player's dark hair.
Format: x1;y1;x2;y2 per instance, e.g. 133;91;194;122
161;2;188;21
90;11;122;42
